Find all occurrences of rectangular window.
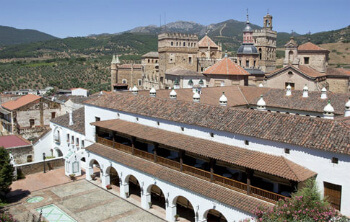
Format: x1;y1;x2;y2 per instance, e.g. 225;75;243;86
324;182;341;210
210;132;214;137
246;60;249;67
138;79;142;86
67;134;70;143
29;119;35;127
76;138;79;146
332;157;338;164
51;112;56;119
304;57;310;64
284;148;290;154
285;82;295;90
95;117;100;122
189;57;192;64
81;140;85;148
245;140;249;145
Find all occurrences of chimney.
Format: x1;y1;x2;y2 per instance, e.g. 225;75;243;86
321;87;327;99
193;90;200;103
219;92;227;106
132;86;138;95
257;95;267;111
345;97;350;117
149;87;156;97
323;100;334;120
69;109;74;125
302;84;309;98
170;89;177;100
286;84;292;96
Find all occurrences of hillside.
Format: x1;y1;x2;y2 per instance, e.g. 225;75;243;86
0;25;57;46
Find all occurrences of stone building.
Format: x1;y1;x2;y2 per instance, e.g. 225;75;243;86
164;66;206;89
252;13;277;72
0;94;63;139
141;52;160;90
197;34;222;73
0;135;33;164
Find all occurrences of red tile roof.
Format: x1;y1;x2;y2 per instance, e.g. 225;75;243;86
203;57;250;75
298;42;328;52
85;93;350;155
266;65;326;79
327;68;350;77
1;94;41;111
198;35;219;48
92;119;316;181
86;143;272;212
0;135;31;148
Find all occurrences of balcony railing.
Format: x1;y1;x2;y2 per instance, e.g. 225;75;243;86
96;136;287;203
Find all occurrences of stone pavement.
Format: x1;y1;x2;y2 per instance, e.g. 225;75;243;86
5;179;166;222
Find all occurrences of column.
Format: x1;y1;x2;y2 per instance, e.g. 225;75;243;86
131;136;135;155
154;143;158;163
166;204;177;222
179;150;184;172
141;189;151;210
101;173;110;189
246;169;254;195
210;159;215;182
120;181;129;199
86;166;94;180
273;182;279;193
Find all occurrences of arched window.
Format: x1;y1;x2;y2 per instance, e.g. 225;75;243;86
259;48;262;60
171;42;173;46
183;42;186;46
27;155;33;162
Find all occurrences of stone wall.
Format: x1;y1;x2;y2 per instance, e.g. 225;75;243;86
327;77;350;93
117;67;143;89
298;52;327;73
16;158;64;175
7;145;34;164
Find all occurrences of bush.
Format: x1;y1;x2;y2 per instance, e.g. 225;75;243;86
0;147;14;200
0;212;17;222
253;179;347;221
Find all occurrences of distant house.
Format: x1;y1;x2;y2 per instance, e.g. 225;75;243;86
0;94;63;139
0;135;33;164
71;88;89;97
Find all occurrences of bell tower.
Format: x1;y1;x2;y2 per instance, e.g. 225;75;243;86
263;13;273;30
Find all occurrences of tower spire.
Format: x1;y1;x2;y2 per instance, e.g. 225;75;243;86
246;8;249;23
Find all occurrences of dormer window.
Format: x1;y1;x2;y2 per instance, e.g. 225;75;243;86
284;148;290;154
245;140;249;145
136;117;139;121
157;121;160;126
181;127;184;131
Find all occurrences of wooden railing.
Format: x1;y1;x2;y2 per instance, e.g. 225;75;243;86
157;156;181;170
182;164;211;181
213;174;247;192
251;185;286;202
96;136;288;203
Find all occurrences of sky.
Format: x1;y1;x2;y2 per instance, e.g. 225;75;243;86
0;0;349;38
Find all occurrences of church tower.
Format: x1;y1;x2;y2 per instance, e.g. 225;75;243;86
110;54;120;91
253;13;277;72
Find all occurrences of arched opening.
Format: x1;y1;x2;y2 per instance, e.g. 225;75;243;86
126;175;141;200
259;48;262;60
55;148;63;157
173;196;195;222
289;51;294;63
89;159;101;182
106;166;120;193
205;209;228;222
148;185;166;212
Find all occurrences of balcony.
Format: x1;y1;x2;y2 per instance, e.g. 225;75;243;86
96;136;287;203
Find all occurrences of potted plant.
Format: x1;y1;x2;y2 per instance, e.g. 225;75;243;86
90;174;96;180
174;214;179;221
106;184;112;190
69;174;76;181
125;192;129;198
148;202;152;209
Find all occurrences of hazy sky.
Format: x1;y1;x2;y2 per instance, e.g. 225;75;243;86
1;0;349;38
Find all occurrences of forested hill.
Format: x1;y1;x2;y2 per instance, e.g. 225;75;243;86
0;25;57;46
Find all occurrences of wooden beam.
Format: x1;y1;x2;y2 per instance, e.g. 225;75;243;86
131;136;135;155
154;143;158;163
179;150;184;172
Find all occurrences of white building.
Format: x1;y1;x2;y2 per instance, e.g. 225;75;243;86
71;88;89;97
36;88;350;221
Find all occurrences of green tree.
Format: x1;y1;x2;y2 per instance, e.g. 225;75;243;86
0;147;14;201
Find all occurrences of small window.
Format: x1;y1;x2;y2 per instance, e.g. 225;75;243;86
122;79;127;84
51;112;56;119
245;140;249;145
181;127;184;131
136;117;139;121
332;157;338;164
76;138;79;146
210;132;214;137
304;57;310;64
117;113;120;117
157;121;160;126
71;136;74;143
246;60;249;67
67;134;70;142
171;42;173;46
138;79;142;86
95;117;100;122
29;119;35;127
284;148;290;154
189;57;192;64
285;82;295;90
183;42;186;46
81;140;85;148
27;155;33;163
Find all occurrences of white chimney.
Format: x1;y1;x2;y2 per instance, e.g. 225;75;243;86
345;98;350;117
149;87;156;97
321;87;327;99
219;92;228;106
302;85;309;98
193;90;200;103
69;109;74;125
132;86;138;95
257;95;267;111
259;83;263;88
286;84;292;96
323;100;334;120
170;89;177;100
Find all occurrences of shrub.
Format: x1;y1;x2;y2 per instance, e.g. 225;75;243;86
0;212;17;222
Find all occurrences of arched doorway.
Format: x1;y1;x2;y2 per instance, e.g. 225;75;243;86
173;196;195;222
55;148;63;157
126;175;141;201
148;185;166;213
89;159;101;182
106;166;120;193
205;209;227;222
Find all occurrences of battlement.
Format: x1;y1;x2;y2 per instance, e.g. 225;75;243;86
158;33;198;41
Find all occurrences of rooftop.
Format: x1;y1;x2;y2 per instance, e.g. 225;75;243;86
0;135;31;148
298;42;329;52
51;107;85;135
198;35;219;48
1;94;41;111
118;64;142;69
266;65;326;79
142;51;159;58
327;67;350;77
165;66;203;77
203;57;250;76
85;92;350;155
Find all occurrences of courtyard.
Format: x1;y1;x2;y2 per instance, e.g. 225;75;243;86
4;169;166;222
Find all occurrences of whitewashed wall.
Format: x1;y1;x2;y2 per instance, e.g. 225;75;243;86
33;130;53;162
71;88;88;97
84;104;350;216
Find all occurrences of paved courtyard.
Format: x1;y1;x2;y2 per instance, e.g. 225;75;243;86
5;171;165;222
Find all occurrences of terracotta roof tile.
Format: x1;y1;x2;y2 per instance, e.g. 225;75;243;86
86;143;272;212
0;135;31;148
203;58;250;75
1;94;41;111
198;35;219;48
51;107;85;134
165;66;203;77
298;42;328;52
85;93;350;155
92;119;316;181
266;65;325;79
327;68;350;77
